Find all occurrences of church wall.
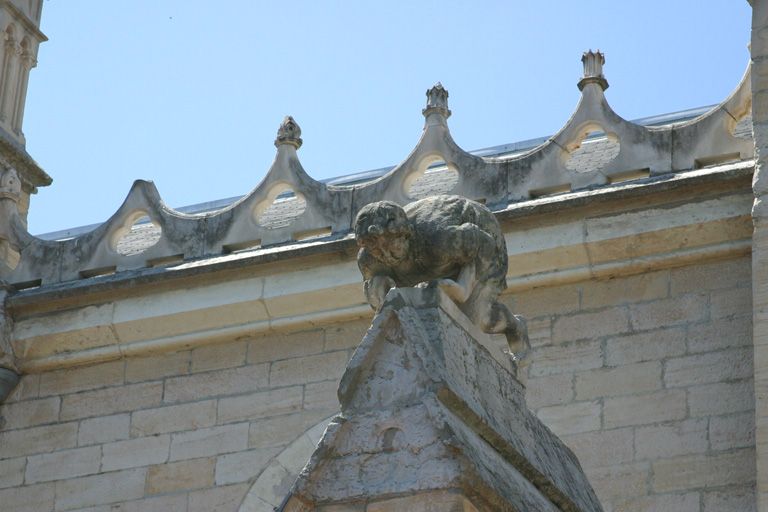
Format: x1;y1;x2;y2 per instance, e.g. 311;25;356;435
513;256;755;512
0;257;753;511
0;317;369;511
0;175;755;511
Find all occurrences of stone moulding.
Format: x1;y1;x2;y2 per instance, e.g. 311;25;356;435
0;52;755;288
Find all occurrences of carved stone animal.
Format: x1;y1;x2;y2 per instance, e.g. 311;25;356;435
354;195;529;363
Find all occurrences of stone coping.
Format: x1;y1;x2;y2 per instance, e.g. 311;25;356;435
8;160;752;311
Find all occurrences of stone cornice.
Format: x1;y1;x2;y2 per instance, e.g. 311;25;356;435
0;0;47;42
8;160;753;311
5;162;754;372
0;125;50;191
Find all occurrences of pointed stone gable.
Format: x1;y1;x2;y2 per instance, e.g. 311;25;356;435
281;288;604;512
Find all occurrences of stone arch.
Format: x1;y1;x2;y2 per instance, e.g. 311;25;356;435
237;415;335;512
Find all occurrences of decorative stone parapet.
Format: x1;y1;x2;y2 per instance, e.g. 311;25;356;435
281;287;604;511
0;51;754;290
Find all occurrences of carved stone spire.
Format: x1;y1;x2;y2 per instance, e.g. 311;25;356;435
578;50;609;91
422;82;451;119
274;116;303;149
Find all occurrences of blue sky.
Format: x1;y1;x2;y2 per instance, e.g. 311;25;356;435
24;1;752;234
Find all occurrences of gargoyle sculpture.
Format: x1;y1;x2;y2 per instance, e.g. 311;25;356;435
354;195;530;363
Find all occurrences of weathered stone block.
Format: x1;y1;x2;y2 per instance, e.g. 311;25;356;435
277;433;315;474
249;410;331;449
317;504;365;512
187;482;250;512
514;284;580;318
366;491;477;512
269;351;349;387
191;340;247;373
629;294;708;331
248;328;325;365
581;271;669;310
107;494;189;512
710;411;755;451
525;317;553;348
525;373;574;409
125;350;190;383
613;492;699;512
652;449;756;493
702;485;757;512
670;258;750;296
552;308;630;343
634;419;708;460
0;457;25;489
536;400;601;436
60;381;163;421
562;428;634;468
604;327;686;366
170;422;249;461
247;459;293;507
26;446;101;483
101;434;170;471
163;364;268;403
304;380;341;412
664;348;753;388
710;286;752;319
0;422;77;459
586;462;649;501
146;457;215;495
323;318;371;351
529;339;603;377
603;390;686;429
0;483;55;512
688;314;752;353
0;396;60;431
39;360;124;397
218;386;303;424
77;413;130;446
131;400;216;437
575;361;660;400
688;380;754;417
54;468;147;510
215;446;282;485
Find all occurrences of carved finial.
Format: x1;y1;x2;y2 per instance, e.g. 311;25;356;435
0;167;20;201
578;50;609;91
423;82;451;119
274;116;303;149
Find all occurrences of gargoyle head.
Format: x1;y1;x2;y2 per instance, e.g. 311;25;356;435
354;201;412;266
274;116;303;149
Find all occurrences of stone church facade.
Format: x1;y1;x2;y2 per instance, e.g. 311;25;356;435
0;1;764;510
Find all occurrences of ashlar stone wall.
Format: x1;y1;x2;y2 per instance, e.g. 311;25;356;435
0;317;369;512
0;257;755;512
513;256;755;512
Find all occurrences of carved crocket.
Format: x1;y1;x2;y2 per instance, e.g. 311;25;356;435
354;195;530;363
